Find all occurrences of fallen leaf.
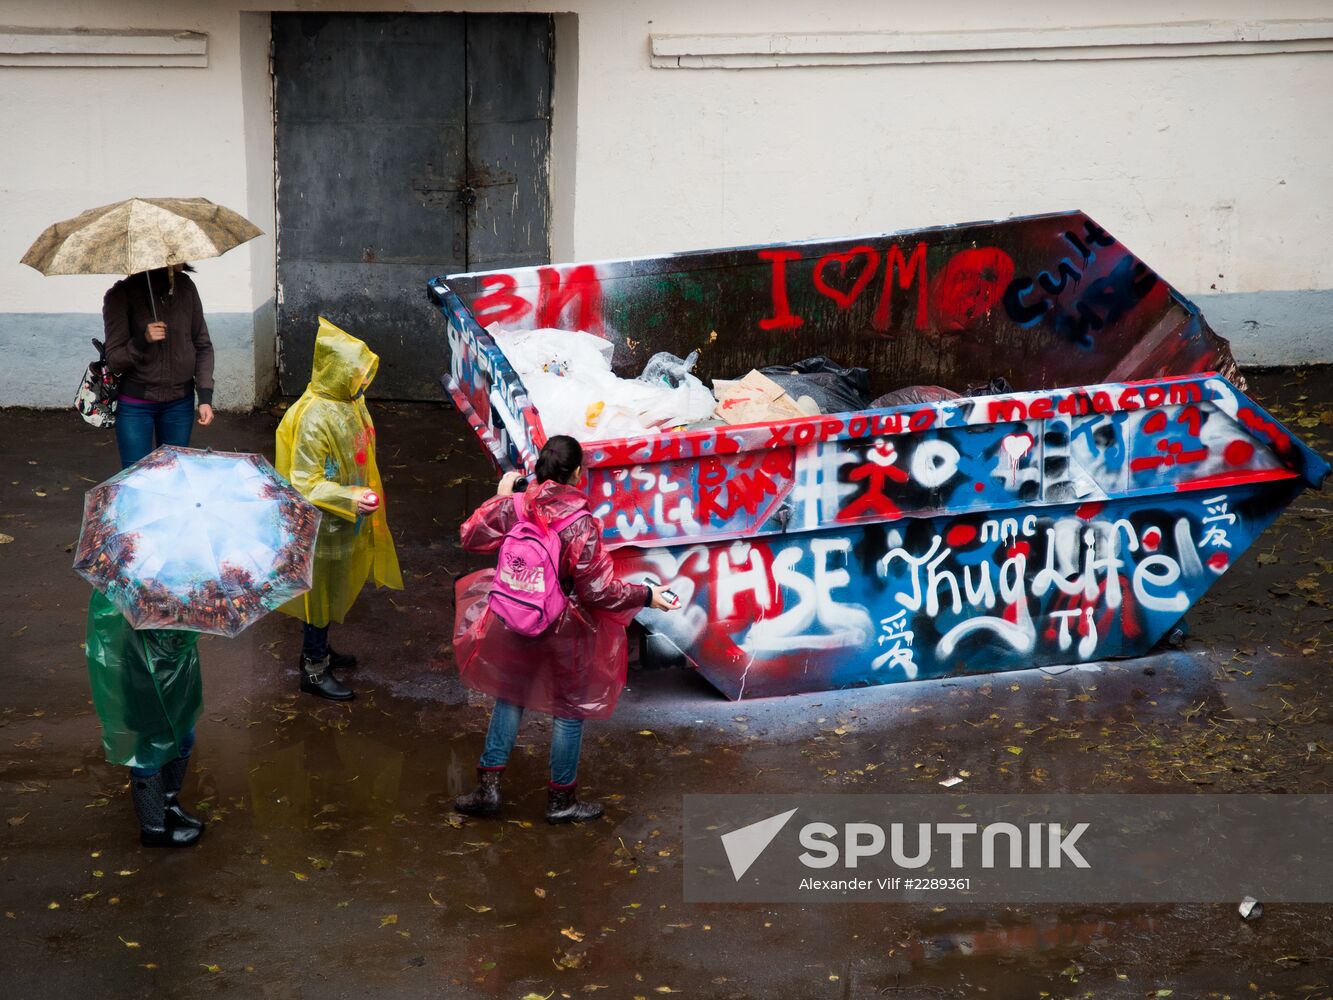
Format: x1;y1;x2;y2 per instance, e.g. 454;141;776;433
119;936;140;949
116;869;138;877
637;730;655;736
291;871;309;882
428;892;444;908
1006;746;1023;756
533;887;547;899
561;927;585;942
7;813;28;827
140;963;157;970
466;904;492;913
379;914;398;928
519;992;555;1000
47;901;60;910
0;534;12;544
201;964;221;973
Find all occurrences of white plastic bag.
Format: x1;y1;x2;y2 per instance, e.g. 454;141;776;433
490;325;717;442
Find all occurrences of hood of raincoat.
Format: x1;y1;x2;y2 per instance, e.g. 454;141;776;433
310;316;379;401
522;480;591;528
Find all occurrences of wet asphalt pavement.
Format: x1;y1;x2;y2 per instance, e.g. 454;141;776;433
1;368;1332;999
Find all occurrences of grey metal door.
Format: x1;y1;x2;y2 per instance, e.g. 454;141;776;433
273;12;552;399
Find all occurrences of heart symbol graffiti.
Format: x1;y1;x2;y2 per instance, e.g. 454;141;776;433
813;246;879;309
1001;433;1034;464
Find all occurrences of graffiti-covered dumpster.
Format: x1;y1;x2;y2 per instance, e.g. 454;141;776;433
428;210;1329;699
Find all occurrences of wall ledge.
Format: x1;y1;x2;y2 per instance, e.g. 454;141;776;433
650;19;1333;69
0;26;207;68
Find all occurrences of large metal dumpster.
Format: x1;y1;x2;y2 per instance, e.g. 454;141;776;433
428;211;1329;699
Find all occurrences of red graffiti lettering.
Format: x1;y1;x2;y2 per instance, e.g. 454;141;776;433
537;265;603;334
987;398;1027;423
1168;382;1203;405
872;242;929;332
908;408;936;432
699;457;728;488
931;247;1016;333
759;249;804;331
1239;408;1291;453
472;273;530;325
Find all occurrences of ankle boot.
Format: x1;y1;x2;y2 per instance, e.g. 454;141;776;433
328;646;358;670
545;783;603;824
160;754;205;832
300;655;354;701
454;768;503;816
132;773;200;848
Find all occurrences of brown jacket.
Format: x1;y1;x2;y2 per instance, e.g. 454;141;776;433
103;271;214;405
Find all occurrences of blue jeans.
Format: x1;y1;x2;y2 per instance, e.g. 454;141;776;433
479;699;584;786
130;728;195;779
115;396;194;467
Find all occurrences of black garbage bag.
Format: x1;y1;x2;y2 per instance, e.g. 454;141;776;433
965;376;1015;396
870;385;962;408
757;356;873;414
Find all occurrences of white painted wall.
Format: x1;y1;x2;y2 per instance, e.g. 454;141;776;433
2;0;1331;408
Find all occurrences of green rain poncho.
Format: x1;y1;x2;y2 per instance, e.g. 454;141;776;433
86;591;202;770
275;317;403;627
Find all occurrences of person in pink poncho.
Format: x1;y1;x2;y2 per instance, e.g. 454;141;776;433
452;436;676;824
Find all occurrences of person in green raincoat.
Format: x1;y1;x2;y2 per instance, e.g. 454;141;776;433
86;591;206;847
275;317;403;701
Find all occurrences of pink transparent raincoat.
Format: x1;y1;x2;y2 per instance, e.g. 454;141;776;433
453;480;650;720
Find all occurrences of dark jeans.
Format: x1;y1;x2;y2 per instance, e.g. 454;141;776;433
302;623;330;661
479;698;584;786
115;396;193;467
130;727;195;779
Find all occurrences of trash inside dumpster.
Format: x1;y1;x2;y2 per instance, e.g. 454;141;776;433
428;210;1330;699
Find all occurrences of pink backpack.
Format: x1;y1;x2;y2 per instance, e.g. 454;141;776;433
488;492;591;637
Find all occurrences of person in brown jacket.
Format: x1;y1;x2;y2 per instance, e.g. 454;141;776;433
103;264;215;468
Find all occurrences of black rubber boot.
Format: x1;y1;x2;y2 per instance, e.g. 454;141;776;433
160;754;205;832
300;655;354;701
328;646;358;670
132;773;200;848
545;783;603;825
454;768;503;816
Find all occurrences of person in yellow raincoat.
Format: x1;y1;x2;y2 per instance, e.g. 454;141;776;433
275;317;403;700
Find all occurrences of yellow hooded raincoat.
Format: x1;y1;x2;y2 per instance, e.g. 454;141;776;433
276;318;403;626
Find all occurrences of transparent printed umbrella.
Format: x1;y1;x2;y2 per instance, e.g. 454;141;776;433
74;447;321;637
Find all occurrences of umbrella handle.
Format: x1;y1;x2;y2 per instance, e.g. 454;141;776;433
144;269;159;322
